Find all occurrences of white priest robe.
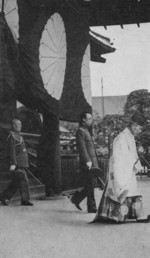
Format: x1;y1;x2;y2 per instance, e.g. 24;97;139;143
106;127;142;204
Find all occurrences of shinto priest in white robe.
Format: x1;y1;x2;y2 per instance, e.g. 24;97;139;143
94;127;144;222
106;127;142;203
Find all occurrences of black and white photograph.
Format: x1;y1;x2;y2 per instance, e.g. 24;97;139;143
0;0;150;257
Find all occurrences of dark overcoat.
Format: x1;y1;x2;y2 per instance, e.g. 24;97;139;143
76;125;98;170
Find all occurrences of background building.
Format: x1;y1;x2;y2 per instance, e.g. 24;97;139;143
92;95;127;117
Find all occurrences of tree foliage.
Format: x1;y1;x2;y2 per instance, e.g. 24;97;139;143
124;89;150;149
124;89;150;116
94;89;150;157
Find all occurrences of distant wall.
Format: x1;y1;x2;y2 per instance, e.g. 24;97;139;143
92;95;127;117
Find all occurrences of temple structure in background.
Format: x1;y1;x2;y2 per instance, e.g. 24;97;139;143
0;0;150;196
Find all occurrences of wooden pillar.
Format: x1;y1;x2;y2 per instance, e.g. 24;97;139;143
0;12;16;157
37;112;62;196
0;102;16;161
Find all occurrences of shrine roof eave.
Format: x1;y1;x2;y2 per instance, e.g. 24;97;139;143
88;0;150;27
90;37;116;54
90;29;116;56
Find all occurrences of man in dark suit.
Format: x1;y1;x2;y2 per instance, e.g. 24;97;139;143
0;119;33;206
71;112;99;213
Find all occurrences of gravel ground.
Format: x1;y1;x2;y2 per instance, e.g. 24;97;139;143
0;178;150;258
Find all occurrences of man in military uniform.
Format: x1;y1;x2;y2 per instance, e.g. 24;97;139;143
0;119;33;206
71;112;101;213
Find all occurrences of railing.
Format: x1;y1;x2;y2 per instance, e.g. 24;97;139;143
22;132;150;191
61;154;81;190
23;131;109;191
98;157;109;183
27;150;109;191
27;151;150;189
60;155;109;191
138;167;150;177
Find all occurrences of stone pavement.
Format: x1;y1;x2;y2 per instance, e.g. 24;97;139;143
0;178;150;258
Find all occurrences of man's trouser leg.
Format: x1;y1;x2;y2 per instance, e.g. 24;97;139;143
72;170;96;210
18;168;30;202
2;171;20;200
72;188;87;204
86;174;97;212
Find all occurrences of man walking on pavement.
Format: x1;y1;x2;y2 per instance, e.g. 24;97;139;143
0;119;33;206
71;111;102;213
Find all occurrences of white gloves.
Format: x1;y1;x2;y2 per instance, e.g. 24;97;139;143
9;165;16;171
86;161;92;170
138;146;144;154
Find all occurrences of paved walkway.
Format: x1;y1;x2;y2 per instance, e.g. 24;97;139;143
0;178;150;258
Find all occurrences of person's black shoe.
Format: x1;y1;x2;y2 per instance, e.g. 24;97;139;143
0;196;8;206
74;202;82;211
21;201;33;206
70;197;82;211
88;209;97;213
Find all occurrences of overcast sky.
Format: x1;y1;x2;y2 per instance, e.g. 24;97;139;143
90;23;150;97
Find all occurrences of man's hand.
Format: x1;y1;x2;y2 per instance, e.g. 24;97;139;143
138;146;144;154
86;161;92;170
9;165;16;171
